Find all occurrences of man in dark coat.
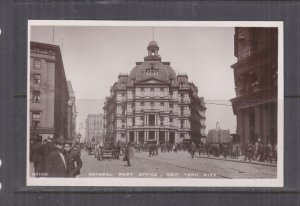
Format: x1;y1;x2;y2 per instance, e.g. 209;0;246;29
31;136;44;176
190;142;197;159
45;138;69;177
64;141;82;177
42;136;56;159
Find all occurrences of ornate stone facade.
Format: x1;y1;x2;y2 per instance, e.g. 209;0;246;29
231;28;278;151
103;41;206;145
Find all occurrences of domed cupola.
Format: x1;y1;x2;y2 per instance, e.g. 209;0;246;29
144;41;161;61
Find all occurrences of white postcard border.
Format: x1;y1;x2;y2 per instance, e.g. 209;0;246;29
27;20;284;187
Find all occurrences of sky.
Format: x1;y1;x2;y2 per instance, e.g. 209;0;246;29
30;24;237;135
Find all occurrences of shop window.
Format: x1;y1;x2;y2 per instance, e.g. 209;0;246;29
32;91;41;103
33;73;41;84
32;112;41;126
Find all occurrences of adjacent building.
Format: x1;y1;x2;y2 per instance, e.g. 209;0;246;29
85;114;104;143
206;122;231;143
103;41;206;145
67;81;77;141
230;28;278;151
29;41;70;141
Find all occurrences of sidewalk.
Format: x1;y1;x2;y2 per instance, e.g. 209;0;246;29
196;154;277;167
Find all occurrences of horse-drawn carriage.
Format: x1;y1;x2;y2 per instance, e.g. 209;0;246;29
95;142;118;161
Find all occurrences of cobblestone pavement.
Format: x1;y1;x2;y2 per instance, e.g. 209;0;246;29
78;150;277;179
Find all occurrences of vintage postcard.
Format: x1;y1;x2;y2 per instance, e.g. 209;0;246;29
27;21;283;187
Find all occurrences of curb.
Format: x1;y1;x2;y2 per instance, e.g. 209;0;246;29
196;155;277;167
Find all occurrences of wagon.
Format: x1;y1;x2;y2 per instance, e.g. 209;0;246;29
95;142;118;161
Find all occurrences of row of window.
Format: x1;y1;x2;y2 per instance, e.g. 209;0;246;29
120;116;188;127
118;133;187;139
139;87;166;92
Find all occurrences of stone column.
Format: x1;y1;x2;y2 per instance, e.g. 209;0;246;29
136;131;139;143
260;105;268;144
145;130;148;141
165;131;169;142
243;111;250;151
254;106;261;142
134;131;137;143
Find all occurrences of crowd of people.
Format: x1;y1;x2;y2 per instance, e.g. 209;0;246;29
31;136;277;177
127;140;277;163
244;140;277;163
30;136;82;177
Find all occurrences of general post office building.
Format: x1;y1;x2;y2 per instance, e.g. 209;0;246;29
103;41;206;145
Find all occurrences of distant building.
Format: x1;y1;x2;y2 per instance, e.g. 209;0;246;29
29;41;69;141
67;81;77;141
231;28;278;151
103;41;206;145
85;114;104;143
207;122;231;143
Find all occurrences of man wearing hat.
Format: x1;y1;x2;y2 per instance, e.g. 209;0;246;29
42;136;56;158
45;137;69;177
64;141;82;177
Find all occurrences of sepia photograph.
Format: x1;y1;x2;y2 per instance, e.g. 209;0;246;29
27;21;283;187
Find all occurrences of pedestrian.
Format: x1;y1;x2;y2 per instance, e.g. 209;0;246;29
265;142;274;163
123;143;133;166
190;142;196;159
115;141;121;160
45;137;69;177
31;136;44;176
155;143;159;156
42;136;56;159
148;144;152;157
245;142;254;162
64;141;82;177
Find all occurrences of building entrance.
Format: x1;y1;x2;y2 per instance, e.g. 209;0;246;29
159;131;165;143
129;131;134;142
169;132;175;144
148;131;155;140
138;131;144;144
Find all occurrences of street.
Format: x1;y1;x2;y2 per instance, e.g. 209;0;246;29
78;150;277;179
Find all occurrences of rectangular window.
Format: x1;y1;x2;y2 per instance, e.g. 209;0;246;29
170;118;173;123
181;94;184;102
150;88;155;92
181;107;184;115
121;93;125;97
121;133;125;138
160;88;164;92
160;102;164;106
32;112;41;126
141;102;145;106
181;120;184;128
34;59;41;69
33;73;41;84
32;91;41;103
121;119;126;123
160;117;164;126
150;102;154;107
180;133;185;138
